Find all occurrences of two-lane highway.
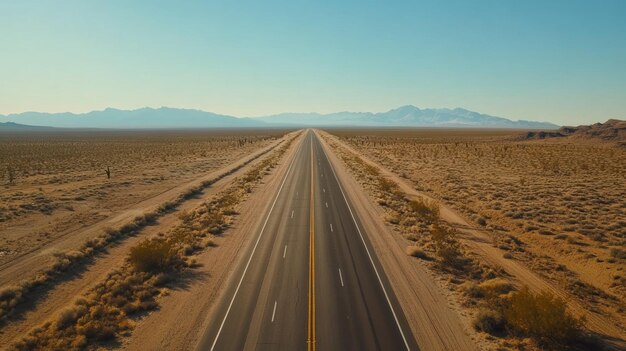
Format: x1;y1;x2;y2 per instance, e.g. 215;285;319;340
198;130;418;351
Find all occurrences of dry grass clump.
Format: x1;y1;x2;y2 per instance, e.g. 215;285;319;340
405;245;430;260
473;307;505;334
128;238;179;272
409;198;440;223
505;287;584;347
469;282;591;349
12;132;300;350
13;268;164;350
431;224;464;268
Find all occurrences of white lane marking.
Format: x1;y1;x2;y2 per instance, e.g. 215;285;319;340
325;202;328;208
330;223;333;232
271;301;277;322
323;138;412;351
209;135;303;351
338;268;344;287
291;210;294;218
283;245;287;258
323;188;325;193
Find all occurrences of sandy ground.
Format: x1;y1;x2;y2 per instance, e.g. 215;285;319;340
320;130;626;349
0;131;284;267
121;132;306;350
0;137;285;288
0;132;297;348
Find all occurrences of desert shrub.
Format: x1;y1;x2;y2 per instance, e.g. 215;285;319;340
431;225;464;268
479;278;514;298
405;245;430;260
473;307;505;334
409;198;440;222
128;238;178;272
505;287;584;347
610;247;626;260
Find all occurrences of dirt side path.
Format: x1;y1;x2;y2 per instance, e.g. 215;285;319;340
320;130;626;348
316;131;479;351
0;135;288;289
122;132;306;350
0;132;302;347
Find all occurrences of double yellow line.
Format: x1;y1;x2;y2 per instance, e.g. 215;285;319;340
307;136;317;351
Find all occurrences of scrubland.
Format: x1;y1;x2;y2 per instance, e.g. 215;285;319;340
0;129;297;349
322;128;625;350
0;130;286;264
9;133;297;350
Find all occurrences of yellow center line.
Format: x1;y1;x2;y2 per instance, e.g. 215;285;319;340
307;134;317;351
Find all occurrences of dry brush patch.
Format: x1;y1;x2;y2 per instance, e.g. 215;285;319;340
0;134;290;323
0;129;289;265
10;132;299;350
320;131;607;350
327;129;626;325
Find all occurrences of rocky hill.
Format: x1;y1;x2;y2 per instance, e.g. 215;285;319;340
524;119;626;147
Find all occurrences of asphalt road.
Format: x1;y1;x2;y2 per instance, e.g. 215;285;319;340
198;130;418;351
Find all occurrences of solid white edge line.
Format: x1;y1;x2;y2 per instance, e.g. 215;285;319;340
338;268;344;287
209;132;305;351
272;301;278;323
320;133;412;351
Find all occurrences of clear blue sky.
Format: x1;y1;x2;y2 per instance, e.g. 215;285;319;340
1;0;625;125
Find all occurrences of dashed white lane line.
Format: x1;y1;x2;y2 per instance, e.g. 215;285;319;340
271;301;277;322
283;245;287;258
338;268;344;287
325;202;328;208
291;210;294;218
330;223;333;232
209;136;301;351
324;142;412;351
323;188;326;193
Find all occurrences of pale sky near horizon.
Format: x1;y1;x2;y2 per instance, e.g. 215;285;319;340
1;0;625;125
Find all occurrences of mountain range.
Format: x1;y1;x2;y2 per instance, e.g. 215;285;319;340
0;106;559;129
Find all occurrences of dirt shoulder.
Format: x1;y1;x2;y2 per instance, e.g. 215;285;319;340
122;132;306;350
316;130;479;351
319;130;626;349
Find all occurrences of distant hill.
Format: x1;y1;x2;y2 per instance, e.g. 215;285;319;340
0;107;264;129
258;105;559;129
1;105;558;129
523;119;626;147
0;121;54;131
